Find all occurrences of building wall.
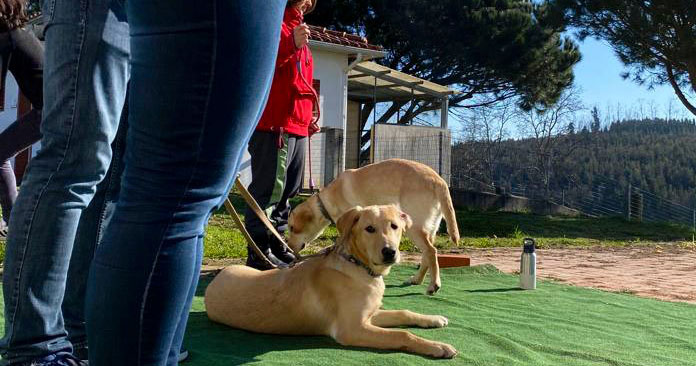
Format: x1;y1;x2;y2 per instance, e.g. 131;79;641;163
302;48;348;189
309;48;346;130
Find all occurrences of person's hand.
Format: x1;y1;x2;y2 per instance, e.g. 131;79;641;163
293;24;310;49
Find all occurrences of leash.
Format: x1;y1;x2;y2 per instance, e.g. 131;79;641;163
224;177;301;269
226;38;321;267
296;42;320;193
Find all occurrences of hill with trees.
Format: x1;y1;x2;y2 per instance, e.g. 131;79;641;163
453;118;696;207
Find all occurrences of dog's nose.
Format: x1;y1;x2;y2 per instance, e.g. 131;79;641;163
382;247;396;262
300;243;306;250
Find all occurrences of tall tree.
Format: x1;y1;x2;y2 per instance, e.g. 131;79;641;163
551;0;696;116
516;87;584;198
456;97;516;183
307;0;580;152
590;106;601;132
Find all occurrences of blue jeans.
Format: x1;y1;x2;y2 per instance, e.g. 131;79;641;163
85;1;285;365
0;0;129;364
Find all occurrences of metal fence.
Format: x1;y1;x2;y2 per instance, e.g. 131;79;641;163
450;172;696;230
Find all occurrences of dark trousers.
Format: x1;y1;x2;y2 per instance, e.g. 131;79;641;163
245;130;306;240
0;28;44;223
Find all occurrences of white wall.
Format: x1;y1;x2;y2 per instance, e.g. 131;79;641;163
310;48;347;130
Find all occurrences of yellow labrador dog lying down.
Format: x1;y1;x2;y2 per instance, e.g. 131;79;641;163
205;205;457;359
286;159;459;295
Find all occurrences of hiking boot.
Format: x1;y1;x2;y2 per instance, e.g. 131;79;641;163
246;246;288;270
268;232;296;264
0;220;8;238
178;348;189;363
18;353;88;366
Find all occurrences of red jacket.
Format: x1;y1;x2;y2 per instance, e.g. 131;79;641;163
256;8;315;137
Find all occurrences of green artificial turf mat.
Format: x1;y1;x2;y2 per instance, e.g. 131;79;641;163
0;265;693;365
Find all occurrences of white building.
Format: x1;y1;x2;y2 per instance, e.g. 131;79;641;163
239;26;456;190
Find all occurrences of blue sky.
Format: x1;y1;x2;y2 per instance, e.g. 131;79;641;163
572;36;693;123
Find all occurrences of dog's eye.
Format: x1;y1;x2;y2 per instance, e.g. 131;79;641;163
391;223;398;230
289;225;294;233
365;225;376;233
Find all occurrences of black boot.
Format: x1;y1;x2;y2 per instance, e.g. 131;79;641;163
245;232;288;270
269;231;296;264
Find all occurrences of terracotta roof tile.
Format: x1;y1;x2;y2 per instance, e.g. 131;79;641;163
308;25;383;52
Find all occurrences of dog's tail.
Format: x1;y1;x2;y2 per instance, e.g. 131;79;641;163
438;182;460;244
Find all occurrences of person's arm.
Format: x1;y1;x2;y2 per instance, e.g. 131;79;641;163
275;23;297;69
276;23;310;69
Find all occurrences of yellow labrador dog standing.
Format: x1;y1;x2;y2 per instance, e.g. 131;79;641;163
205;205;457;359
287;159;459;295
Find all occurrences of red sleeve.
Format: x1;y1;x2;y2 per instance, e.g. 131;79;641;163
276;22;297;69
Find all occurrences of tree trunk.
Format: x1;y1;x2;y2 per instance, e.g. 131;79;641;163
666;63;696;116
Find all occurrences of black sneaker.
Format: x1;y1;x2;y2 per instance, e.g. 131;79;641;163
23;353;87;366
246;246;288;271
178;349;189;363
268;232;296;264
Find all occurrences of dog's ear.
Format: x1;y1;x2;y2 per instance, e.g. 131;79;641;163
336;206;363;242
399;211;413;230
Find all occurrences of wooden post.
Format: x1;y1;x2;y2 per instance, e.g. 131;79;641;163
440;97;448;129
13;91;32;182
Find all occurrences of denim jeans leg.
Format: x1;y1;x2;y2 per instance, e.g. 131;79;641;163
167;235;203;362
0;0;129;363
63;103;128;355
85;1;285;364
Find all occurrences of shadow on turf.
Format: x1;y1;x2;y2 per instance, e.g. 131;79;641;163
185;312;450;364
466;287;524;293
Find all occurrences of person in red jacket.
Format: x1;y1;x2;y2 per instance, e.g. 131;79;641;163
244;0;318;270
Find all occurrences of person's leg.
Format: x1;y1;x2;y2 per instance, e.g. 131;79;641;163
63;100;128;360
167;234;203;363
268;135;306;261
270;135;307;233
0;0;130;363
0;159;16;227
244;130;288;268
86;1;285;364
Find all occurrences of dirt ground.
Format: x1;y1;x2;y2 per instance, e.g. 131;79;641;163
425;245;696;304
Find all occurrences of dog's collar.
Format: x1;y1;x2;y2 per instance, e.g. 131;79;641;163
316;194;335;225
339;251;381;278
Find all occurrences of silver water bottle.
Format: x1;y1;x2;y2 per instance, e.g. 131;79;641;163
520;238;536;290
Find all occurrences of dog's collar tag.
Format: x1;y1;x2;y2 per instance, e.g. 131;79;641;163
340;252;381;278
316;194;335;225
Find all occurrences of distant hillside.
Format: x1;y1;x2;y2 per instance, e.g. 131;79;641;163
453;118;696;207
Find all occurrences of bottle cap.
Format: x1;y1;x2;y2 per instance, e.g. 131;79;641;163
523;238;536;253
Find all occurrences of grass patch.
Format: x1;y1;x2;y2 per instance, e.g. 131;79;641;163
202;195;695;260
1;194;693;263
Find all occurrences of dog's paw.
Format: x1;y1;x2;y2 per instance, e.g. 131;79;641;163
420;315;449;328
404;276;423;286
426;283;441;295
428;342;458;359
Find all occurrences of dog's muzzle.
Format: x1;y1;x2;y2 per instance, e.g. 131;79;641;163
382;247;397;264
